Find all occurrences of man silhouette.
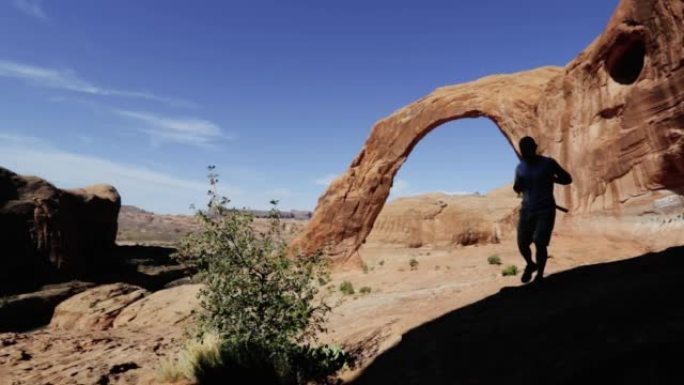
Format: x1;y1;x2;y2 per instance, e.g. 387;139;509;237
513;136;572;284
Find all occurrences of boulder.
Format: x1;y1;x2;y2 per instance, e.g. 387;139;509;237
49;283;148;331
0;167;120;294
294;0;684;264
113;284;201;329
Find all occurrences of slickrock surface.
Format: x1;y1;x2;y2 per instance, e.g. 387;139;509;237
1;283;199;385
49;283;149;331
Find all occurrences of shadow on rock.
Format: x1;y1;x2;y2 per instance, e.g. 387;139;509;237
352;246;684;385
0;245;193;332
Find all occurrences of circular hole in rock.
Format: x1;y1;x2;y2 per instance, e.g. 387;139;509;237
605;33;646;85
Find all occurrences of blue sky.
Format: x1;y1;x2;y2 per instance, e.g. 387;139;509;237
0;0;618;213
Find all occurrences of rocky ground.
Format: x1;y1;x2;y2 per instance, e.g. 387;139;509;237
2;210;683;384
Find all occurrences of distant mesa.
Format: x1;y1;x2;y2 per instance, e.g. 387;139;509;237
117;204;312;246
294;0;684;265
0;166;120;294
120;204;312;220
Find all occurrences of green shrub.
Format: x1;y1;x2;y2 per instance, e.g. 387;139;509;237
173;166;350;384
157;333;224;383
502;265;519;276
409;258;419;270
487;255;502;265
339;281;355;295
359;286;372;295
160;335;351;385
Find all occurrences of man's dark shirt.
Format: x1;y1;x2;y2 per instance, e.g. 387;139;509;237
514;156;570;211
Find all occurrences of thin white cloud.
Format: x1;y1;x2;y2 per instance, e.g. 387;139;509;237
13;0;47;20
441;190;473;196
314;173;340;187
114;109;229;147
0;60;194;107
0;133;240;214
392;178;409;194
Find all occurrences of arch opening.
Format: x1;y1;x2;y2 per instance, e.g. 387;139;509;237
367;117;521;249
605;32;646;85
388;117;518;200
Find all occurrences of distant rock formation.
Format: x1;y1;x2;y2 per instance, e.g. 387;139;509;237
0;167;121;294
295;0;684;264
366;188;519;248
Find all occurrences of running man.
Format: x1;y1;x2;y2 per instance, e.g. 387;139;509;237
513;136;572;284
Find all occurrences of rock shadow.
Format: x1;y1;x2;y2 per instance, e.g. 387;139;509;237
352;246;684;385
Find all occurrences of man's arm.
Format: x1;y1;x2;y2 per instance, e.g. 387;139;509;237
513;167;525;193
553;160;572;185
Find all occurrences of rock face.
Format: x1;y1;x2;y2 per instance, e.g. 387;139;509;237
0;167;121;294
294;0;684;264
366;190;519;248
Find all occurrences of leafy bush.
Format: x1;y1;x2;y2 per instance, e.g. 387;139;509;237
502;265;519;276
173;166;350;384
487;255;502;265
339;281;355;296
359;287;372;295
409;258;419;270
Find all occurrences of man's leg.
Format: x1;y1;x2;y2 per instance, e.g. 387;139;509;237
535;243;548;281
532;208;556;283
517;209;537;283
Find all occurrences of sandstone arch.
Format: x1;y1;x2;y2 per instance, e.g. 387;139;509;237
295;0;684;264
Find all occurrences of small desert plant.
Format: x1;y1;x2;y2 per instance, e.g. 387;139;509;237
409;258;419;270
359;286;372;295
502;265;519;276
487;255;502;265
339;281;355;295
158;333;223;382
378;260;385;266
172;166;350;384
362;264;369;274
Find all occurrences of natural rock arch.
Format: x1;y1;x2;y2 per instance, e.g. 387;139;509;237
293;67;565;263
294;0;684;264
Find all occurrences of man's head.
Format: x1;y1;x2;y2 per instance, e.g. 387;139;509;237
519;136;538;162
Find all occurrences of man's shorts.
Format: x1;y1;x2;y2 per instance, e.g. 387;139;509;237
517;207;556;247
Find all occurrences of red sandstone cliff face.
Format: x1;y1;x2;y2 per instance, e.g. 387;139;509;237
0;167;121;294
294;0;684;264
